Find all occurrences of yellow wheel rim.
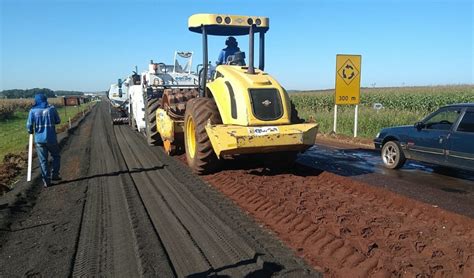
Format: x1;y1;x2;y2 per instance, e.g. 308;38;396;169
186;115;196;159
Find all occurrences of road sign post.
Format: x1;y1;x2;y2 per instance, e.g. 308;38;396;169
334;54;362;137
354;104;359;137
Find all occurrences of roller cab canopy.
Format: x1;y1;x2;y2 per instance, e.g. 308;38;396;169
188;14;269;36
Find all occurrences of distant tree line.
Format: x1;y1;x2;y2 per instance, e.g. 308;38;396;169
0;88;85;99
55;90;86;96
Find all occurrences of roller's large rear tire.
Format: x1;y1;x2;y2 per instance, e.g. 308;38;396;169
184;98;222;175
145;97;162;146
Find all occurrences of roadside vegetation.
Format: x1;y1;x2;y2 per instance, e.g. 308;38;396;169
0;98;93;161
1;98;95;192
290;85;474;139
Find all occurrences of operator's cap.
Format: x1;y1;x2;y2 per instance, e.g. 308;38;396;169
226;36;237;46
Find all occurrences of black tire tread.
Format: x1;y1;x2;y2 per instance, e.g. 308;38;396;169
145;97;162;145
185;98;222;174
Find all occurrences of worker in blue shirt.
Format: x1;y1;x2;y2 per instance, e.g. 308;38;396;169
26;93;61;187
216;36;241;65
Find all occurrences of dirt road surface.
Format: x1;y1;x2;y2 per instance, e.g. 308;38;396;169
300;143;474;218
0;101;318;277
1;100;473;277
200;162;474;277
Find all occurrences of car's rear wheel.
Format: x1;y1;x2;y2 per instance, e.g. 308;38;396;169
381;141;406;169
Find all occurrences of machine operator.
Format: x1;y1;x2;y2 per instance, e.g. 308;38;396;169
216;36;242;65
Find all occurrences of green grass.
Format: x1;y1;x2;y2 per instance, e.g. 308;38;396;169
297;106;425;138
291;85;474;139
0;111;30;160
0;103;93;161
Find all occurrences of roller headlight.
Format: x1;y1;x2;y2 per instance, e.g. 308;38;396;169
247;18;253;25
216;16;223;24
224;17;231;24
255;18;262;25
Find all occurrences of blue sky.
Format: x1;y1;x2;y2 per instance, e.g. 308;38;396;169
1;0;472;91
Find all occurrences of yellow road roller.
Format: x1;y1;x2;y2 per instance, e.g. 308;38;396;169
158;13;318;174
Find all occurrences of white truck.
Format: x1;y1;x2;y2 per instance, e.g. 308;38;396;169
124;51;200;146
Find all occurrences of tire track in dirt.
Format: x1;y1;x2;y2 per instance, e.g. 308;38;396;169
121;127;321;277
72;101;175;277
116;125;311;276
199;163;474;277
72;103;142;276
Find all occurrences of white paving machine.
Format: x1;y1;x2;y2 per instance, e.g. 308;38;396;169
125;51;200;148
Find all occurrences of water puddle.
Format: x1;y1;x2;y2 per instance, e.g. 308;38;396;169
298;144;474;192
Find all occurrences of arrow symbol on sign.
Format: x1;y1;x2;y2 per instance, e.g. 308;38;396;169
342;69;355;79
342;62;356;80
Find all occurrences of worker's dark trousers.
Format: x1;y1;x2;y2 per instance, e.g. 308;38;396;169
35;143;61;185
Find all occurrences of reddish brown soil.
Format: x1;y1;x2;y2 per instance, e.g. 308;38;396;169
190;158;474;277
0;153;27;194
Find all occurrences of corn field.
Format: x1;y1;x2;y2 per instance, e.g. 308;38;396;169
290;85;474;138
290;85;474;113
0;98;64;120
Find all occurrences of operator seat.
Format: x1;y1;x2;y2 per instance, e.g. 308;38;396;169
132;74;141;85
226;51;246;66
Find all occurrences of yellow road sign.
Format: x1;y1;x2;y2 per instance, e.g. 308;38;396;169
335;54;361;105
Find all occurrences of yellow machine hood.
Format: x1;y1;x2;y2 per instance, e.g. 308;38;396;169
207;66;292;126
216;66;275;86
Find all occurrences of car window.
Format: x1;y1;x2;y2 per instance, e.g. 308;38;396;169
424;108;461;130
457;111;474;133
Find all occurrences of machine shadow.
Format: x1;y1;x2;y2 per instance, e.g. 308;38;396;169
218;154;325;177
52;165;166;186
186;253;283;278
